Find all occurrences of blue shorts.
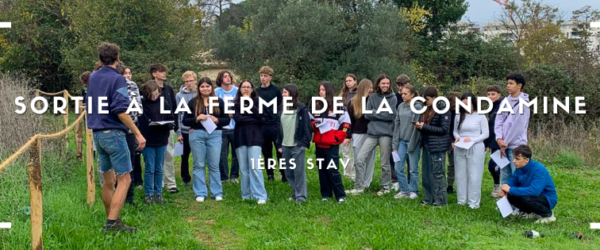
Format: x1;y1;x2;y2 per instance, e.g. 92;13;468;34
94;129;132;175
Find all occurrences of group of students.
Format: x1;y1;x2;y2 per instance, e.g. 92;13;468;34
87;42;558;232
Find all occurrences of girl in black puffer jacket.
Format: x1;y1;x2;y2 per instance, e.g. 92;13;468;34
414;86;450;206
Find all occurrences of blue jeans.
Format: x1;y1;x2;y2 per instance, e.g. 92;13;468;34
94;129;132;175
394;140;421;193
190;129;223;198
500;148;516;184
142;146;167;196
236;146;267;200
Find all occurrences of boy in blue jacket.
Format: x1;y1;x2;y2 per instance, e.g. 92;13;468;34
499;145;558;223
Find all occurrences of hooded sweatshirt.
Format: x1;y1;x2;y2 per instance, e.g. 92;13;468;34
494;92;530;149
176;85;197;136
364;92;397;137
392;101;423;152
505;159;558;209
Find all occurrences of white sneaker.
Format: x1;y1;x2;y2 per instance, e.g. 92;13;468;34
338;198;346;203
195;196;205;203
511;208;522;216
392;182;400;192
257;200;266;205
215;196;223;201
377;188;391;197
409;192;419;199
535;213;556;224
346;189;364;196
523;213;541;219
394;192;410;199
491;184;500;197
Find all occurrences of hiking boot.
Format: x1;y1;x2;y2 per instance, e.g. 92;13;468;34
491;184;500;197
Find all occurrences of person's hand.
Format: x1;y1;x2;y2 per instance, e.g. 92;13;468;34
343;139;351;146
277;148;282;153
451;143;455;150
414;121;424;129
500;147;507;157
135;134;146;151
196;114;207;121
210;115;219;123
498;189;506;198
496;138;506;148
392;149;397;153
177;136;183;143
501;184;510;193
464;137;472;143
189;129;194;134
455;137;460;143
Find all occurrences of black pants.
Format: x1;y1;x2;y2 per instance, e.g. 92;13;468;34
262;125;285;180
219;129;239;180
316;145;346;199
124;133;137;203
181;133;192;184
508;194;552;217
488;149;500;185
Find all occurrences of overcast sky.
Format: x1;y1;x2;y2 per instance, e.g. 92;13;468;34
463;0;600;24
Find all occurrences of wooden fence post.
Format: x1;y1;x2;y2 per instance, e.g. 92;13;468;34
27;137;43;250
75;106;84;161
85;112;95;205
63;91;69;149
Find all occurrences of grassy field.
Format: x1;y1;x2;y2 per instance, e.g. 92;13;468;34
1;132;600;249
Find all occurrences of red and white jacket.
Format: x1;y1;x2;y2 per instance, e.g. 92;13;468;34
310;110;351;148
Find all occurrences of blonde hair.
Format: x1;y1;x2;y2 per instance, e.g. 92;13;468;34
259;66;274;76
351;79;372;118
182;70;198;80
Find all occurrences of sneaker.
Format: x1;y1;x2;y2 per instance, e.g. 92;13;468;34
103;220;137;233
257;200;266;205
394;192;410;199
409;192;419;199
535;213;556;224
288;196;295;202
267;175;275;181
346;189;364;196
511;208;522;216
231;178;239;184
523;213;541;219
195;196;205;203
338;198;346;203
419;200;430;206
144;196;154;204
392;182;400;192
155;195;164;204
321;198;329;201
215;196;223;201
377;187;391;196
168;187;179;194
446;186;454;194
491;184;500;197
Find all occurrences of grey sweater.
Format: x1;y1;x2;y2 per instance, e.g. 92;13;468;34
176;85;197;136
392;101;423;152
364;92;397;137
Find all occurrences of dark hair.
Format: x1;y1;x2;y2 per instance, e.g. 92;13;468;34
513;145;532;159
234;80;257;107
457;92;478;131
506;74;526;90
402;84;418;96
395;74;410;86
97;42;120;66
140;80;161;100
116;61;127;75
283;84;300;110
375;74;392;94
79;71;91;85
486;85;502;94
422;86;439;124
447;91;461;112
339;73;357;104
216;70;234;87
194;77;220;115
149;64;168;79
316;81;335;113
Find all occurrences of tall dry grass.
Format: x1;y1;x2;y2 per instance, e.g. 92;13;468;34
0;73;63;158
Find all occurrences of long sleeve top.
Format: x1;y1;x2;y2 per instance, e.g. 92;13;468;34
453;112;489;144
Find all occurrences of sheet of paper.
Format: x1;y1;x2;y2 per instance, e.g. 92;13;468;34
317;121;333;134
496;196;514;218
490;150;511;169
149;120;174;126
174;142;184;157
392;151;401;162
455;139;475;149
200;118;217;134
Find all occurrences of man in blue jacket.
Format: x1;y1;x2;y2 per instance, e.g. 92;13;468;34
499;145;558;223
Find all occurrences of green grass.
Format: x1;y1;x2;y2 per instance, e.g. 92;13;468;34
1;133;600;249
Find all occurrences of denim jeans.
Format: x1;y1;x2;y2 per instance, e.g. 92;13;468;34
236;146;267;200
394;140;421;193
94;129;132;175
142;146;167;196
190;129;223;198
500;148;516;184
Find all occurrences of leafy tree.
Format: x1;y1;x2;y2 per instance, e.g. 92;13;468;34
391;0;468;40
